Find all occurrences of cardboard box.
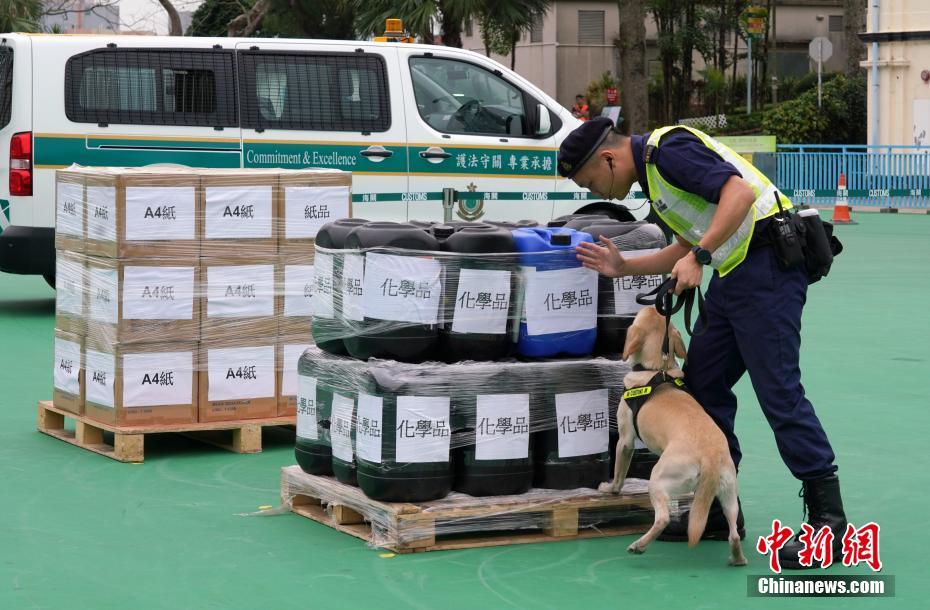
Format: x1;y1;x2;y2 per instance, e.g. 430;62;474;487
85;256;200;345
83;339;198;427
52;329;84;415
276;335;314;417
276;253;315;337
80;167;201;259
278;169;352;255
55;169;85;253
201;257;278;341
54;250;86;336
200;170;278;258
199;337;278;422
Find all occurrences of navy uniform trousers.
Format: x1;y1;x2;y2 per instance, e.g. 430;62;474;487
682;244;838;481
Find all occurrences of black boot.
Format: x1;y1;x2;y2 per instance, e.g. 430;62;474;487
658;497;745;542
779;474;848;570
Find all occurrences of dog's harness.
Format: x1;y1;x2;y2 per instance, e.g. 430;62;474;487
623;370;689;441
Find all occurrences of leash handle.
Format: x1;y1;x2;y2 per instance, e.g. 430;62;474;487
635;277;707;337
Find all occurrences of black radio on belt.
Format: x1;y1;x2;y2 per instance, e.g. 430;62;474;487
768;192;842;283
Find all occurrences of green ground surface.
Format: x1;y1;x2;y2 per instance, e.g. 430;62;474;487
1;214;926;609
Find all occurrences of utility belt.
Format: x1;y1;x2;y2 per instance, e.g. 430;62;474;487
764;194;844;284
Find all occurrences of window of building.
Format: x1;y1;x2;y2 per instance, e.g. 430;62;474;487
65;49;236;127
238;52;390;133
409;56;527;136
530;15;544;43
828;15;843;32
465;20;473;37
578;10;605;44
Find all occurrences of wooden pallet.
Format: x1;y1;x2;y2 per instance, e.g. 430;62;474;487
37;400;295;463
281;466;665;554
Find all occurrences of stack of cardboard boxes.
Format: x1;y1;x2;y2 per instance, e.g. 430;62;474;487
51;166;351;427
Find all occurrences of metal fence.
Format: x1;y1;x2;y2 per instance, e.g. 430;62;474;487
774;144;930;209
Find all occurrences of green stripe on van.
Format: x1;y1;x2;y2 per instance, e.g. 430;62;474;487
244;142;408;173
34;136;241;168
408;145;555;177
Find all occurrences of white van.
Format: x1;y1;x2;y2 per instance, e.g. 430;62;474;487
0;33;649;284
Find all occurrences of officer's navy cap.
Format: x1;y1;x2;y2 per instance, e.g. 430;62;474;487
558;117;618;179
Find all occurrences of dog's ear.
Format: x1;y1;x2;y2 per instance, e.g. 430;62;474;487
622;324;644;361
671;327;688;362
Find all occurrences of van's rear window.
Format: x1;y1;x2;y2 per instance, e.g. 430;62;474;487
0;47;12;129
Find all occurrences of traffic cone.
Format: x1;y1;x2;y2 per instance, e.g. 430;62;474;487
831;173;857;225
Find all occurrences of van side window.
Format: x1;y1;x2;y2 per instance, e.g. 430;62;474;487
238;52;390;132
409;57;527;137
0;47;12;129
64;49;237;127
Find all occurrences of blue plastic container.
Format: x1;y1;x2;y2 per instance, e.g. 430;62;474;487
512;227;597;358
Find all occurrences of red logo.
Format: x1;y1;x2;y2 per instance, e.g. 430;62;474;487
842;522;882;571
756;519;794;574
757;520;883;573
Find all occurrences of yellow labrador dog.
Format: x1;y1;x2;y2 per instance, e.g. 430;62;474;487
599;307;746;566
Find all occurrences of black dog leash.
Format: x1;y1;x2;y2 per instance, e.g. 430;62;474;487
635;278;707;370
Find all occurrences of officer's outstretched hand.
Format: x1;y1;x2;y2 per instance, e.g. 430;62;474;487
576;237;627;278
671;253;703;294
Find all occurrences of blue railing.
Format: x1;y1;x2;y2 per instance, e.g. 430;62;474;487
775;144;930;208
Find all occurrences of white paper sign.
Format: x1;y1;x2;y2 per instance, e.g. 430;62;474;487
207;345;275;401
205;185;273;239
88;266;118;323
613;249;663;315
86;186;116;242
284;185;350;239
85;349;115;408
283;264;315;317
395;396;451;463
331;393;355;462
207;264;274;318
123;351;194;407
281;343;312;396
356;393;383;464
524;266;598;336
311;253;335;319
53;337;81;395
125;186;196;241
555;389;609;458
56;257;83;316
297;375;318;440
475;393;530;461
122;266;195;320
451;269;511;334
341;253;365;322
363;253;441;325
56;181;83;236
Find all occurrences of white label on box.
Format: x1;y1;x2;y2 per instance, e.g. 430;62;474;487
205;185;273;240
555;389;609;458
125;186;196;241
395;396;451;464
297;375;318;440
356;393;383;464
613;249;663;315
86;186;117;242
311;253;335;319
341;253;365;322
331;393;355;462
122;266;195;320
284;185;350;239
56;181;83;236
283;264;315;317
56;257;83;316
281;343;312;396
207;345;275;401
85;349;115;408
524;266;598;336
451;268;511;335
89;266;118;323
207;264;274;318
123;351;193;408
53;338;81;395
475;393;530;461
363;253;441;325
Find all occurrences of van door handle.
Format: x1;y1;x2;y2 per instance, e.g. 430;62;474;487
360;145;393;159
419;147;452;160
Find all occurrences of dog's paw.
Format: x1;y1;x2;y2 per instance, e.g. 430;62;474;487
627;543;646;555
598;481;619;494
729;556;748;567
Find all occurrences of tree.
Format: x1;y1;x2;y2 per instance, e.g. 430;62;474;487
844;0;866;77
228;0;269;37
475;0;550;70
157;0;184;36
0;0;44;33
616;0;648;133
353;0;468;46
260;0;356;39
187;0;253;37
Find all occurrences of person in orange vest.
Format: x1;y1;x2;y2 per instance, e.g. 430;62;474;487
571;95;590;121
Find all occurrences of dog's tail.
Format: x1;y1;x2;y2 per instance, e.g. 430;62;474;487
687;459;721;548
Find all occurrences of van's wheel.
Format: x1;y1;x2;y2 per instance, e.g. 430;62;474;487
44;273;55;289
